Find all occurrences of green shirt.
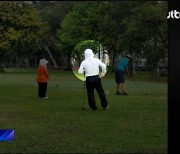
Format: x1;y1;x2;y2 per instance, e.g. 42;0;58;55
117;57;128;71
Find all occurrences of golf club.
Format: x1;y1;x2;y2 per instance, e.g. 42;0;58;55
82;80;86;110
130;78;148;95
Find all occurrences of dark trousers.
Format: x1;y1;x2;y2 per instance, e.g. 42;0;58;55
86;75;108;110
38;82;47;97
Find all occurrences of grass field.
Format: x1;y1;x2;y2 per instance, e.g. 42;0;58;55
0;68;167;153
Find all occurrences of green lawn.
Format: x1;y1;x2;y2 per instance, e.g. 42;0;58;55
0;68;167;153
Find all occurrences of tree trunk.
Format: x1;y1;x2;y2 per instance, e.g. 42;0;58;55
66;52;72;70
16;56;19;68
10;57;13;67
129;51;135;76
153;36;159;78
157;26;168;50
0;68;5;72
132;60;136;76
40;42;58;69
111;51;116;72
0;64;5;72
35;57;38;67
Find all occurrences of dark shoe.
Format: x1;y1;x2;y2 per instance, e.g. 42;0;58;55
90;107;97;111
116;91;122;95
122;91;128;95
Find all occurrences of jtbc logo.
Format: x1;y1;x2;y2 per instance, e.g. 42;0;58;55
167;10;180;19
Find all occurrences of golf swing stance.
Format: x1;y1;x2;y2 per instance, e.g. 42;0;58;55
78;49;108;111
115;53;131;95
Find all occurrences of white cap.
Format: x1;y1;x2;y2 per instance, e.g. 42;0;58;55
39;58;48;66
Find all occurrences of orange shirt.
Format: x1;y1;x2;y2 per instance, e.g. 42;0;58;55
36;66;49;82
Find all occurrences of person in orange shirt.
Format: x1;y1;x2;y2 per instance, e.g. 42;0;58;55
36;58;49;99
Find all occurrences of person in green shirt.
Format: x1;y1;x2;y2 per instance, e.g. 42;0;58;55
115;54;132;95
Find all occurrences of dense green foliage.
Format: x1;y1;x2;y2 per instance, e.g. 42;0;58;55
74;40;100;54
119;2;167;70
0;1;167;72
0;2;47;53
57;1;167;72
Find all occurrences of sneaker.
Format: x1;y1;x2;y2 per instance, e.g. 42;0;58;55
116;91;122;95
122;91;128;95
103;106;109;110
43;96;48;99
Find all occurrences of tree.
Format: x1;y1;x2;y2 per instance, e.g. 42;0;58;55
57;1;143;71
0;1;47;70
56;1;101;69
56;1;167;73
96;1;145;72
119;1;167;75
34;1;76;68
74;40;100;55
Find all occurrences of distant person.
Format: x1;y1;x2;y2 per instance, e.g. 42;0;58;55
78;49;108;111
115;53;131;95
36;58;49;99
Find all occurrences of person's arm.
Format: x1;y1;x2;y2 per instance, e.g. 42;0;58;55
78;62;84;74
124;59;131;77
97;59;106;77
125;67;131;77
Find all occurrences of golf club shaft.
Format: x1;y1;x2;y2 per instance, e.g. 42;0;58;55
82;81;86;108
131;78;147;95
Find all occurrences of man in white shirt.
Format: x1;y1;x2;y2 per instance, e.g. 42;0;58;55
78;49;108;111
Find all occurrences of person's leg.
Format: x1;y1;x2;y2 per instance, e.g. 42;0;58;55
86;78;97;110
115;70;121;94
38;82;43;97
121;76;128;95
116;83;120;93
38;82;40;97
119;83;124;92
116;70;125;95
94;77;108;109
122;83;125;92
41;82;47;98
44;82;47;97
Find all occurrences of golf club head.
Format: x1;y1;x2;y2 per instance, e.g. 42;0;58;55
145;93;148;95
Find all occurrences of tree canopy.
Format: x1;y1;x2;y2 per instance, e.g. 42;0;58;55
0;1;167;74
0;2;47;53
